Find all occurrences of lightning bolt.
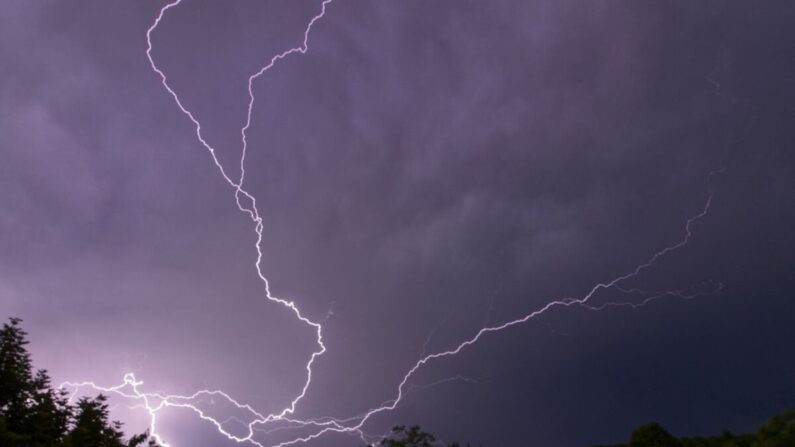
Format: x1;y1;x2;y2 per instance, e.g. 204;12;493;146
143;0;335;423
60;2;724;446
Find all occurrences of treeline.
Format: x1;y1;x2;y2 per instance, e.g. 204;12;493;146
369;414;795;447
371;412;795;447
0;318;158;447
4;316;793;447
366;425;479;447
595;412;795;447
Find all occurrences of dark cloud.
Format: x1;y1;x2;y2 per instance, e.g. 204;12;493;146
1;1;793;446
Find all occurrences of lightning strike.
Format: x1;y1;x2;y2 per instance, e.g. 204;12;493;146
60;2;724;446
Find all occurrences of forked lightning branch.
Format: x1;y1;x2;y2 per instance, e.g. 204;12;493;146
60;2;722;446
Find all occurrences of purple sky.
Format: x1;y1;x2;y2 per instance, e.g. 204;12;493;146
2;1;794;446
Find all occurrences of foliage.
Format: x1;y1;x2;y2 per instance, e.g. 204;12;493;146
368;411;795;447
0;318;158;447
5;316;792;447
366;425;478;447
629;423;683;447
598;411;795;447
753;411;795;447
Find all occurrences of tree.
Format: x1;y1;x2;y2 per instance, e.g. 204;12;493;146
20;370;71;446
0;317;158;447
629;423;683;447
64;395;127;447
367;425;476;447
753;410;795;447
378;425;437;447
0;318;36;435
604;411;795;447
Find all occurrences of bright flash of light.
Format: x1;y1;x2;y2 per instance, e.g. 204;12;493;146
61;2;723;446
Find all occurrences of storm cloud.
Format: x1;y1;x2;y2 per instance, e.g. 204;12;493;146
1;1;794;446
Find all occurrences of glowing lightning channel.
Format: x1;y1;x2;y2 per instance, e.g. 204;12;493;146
246;179;721;447
144;0;335;419
60;1;725;446
64;1;339;446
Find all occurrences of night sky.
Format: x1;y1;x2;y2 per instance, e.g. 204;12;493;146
2;1;794;446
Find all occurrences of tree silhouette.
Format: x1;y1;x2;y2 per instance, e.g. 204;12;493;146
629;423;683;447
754;411;795;447
366;425;477;447
0;317;158;447
598;411;795;447
5;316;793;447
375;425;437;447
